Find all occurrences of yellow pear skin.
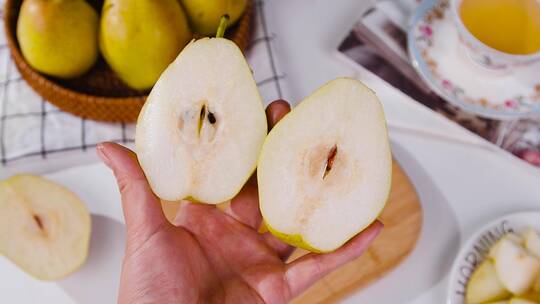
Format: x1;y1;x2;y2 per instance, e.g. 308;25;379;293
16;0;99;78
99;0;191;90
181;0;247;35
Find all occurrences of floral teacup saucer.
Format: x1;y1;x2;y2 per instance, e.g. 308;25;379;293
407;0;540;120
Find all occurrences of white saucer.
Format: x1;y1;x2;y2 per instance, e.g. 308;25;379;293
408;0;540;120
447;211;540;304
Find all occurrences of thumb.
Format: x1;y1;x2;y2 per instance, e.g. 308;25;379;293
97;142;167;242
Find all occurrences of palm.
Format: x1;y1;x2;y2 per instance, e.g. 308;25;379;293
98;100;382;304
122;182;293;303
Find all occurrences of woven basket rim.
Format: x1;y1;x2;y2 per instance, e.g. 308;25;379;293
3;0;253;122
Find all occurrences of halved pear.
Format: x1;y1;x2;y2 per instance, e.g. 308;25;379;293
493;238;540;294
258;78;392;252
0;175;91;280
524;229;540;258
136;38;267;204
466;259;511;304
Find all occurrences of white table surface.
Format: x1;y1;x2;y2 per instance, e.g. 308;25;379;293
2;1;540;303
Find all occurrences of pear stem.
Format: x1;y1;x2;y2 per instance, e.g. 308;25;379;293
216;14;230;38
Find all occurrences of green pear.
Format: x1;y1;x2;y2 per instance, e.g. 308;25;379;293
181;0;247;35
16;0;99;78
99;0;191;90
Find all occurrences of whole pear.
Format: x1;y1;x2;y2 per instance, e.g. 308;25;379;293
181;0;247;35
16;0;99;78
100;0;191;90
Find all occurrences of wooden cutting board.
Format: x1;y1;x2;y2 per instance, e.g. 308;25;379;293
291;160;423;303
160;160;422;303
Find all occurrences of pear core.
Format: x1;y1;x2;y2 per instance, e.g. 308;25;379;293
258;78;392;252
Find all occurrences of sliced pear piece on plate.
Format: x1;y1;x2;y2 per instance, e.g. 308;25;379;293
0;175;91;280
524;229;540;258
466;259;511;304
136;37;267;204
490;234;524;259
493;237;540;295
258;78;392;252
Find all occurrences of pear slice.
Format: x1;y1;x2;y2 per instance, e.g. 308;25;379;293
465;259;511;304
493;238;540;295
490;234;524;259
0;175;91;280
136;38;267;204
258;78;392;252
524;229;540;258
509;298;537;304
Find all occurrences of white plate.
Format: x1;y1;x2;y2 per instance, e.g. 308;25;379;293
447;211;540;304
408;0;540;120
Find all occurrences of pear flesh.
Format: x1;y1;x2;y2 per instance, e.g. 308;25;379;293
466;259;511;304
509;298;537;304
17;0;98;78
524;229;540;259
100;0;191;90
136;38;267;204
0;175;91;280
258;78;392;252
492;238;540;295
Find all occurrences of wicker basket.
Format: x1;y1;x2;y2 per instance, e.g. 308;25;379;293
4;0;253;122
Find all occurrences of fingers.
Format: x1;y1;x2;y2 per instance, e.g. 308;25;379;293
284;221;383;298
263;232;295;261
224;100;291;229
223;182;260;229
97;142;167;240
266;99;291;130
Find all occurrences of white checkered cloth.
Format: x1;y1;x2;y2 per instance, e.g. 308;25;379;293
0;0;287;168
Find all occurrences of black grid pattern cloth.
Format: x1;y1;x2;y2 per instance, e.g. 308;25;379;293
0;0;286;167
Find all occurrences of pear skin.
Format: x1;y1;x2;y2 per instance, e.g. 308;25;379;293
17;0;99;78
100;0;191;90
181;0;247;35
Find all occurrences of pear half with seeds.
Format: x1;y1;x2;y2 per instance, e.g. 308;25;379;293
136;38;267;204
0;175;91;280
258;78;392;252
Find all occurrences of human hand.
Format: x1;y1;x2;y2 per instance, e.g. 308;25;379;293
97;100;383;304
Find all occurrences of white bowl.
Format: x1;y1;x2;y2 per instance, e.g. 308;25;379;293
447;211;540;304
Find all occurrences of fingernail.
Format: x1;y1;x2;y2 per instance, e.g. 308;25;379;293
96;143;112;168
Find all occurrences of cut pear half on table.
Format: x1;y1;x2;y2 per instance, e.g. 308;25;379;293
0;175;91;280
136;37;267;203
258;78;392;253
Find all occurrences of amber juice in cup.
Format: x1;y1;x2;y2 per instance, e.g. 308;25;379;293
459;0;540;55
